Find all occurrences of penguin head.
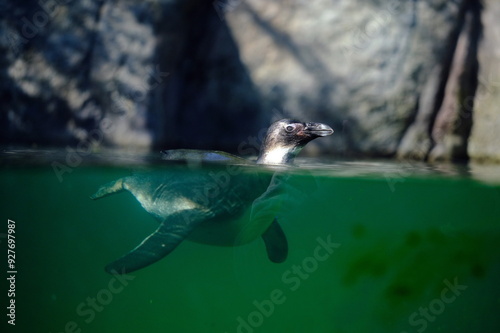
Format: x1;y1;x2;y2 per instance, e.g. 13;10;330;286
257;119;333;165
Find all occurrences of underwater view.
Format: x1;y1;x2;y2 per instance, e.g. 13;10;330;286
1;151;499;333
3;0;500;332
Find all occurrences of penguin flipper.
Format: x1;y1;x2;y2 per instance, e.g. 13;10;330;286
262;218;288;263
90;178;125;200
105;214;201;274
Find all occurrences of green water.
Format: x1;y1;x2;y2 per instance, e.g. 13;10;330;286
1;153;500;333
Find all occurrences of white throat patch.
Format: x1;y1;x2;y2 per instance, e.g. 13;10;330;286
260;146;300;165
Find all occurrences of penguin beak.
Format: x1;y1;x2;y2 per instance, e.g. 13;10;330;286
303;122;334;137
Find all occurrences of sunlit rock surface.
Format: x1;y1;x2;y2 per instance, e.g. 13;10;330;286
468;0;500;163
1;0;498;162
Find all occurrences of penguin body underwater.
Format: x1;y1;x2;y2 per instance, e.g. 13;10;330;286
91;119;333;273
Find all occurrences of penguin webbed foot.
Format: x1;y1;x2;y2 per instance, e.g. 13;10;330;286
262;218;288;263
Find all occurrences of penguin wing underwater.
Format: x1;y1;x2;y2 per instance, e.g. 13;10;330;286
91;169;270;274
91;119;333;274
161;148;292;263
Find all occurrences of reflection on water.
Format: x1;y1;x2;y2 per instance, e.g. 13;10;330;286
1;149;499;333
3;148;500;182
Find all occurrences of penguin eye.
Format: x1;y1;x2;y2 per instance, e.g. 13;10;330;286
285;125;295;133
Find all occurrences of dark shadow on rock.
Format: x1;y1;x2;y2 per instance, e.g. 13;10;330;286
241;1;335;87
397;0;483;163
428;0;482;162
453;0;481;159
1;0;265;151
153;0;265;153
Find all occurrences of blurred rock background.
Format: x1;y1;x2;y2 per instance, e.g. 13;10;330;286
0;0;498;162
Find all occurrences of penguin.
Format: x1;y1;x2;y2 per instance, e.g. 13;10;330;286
91;119;333;274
